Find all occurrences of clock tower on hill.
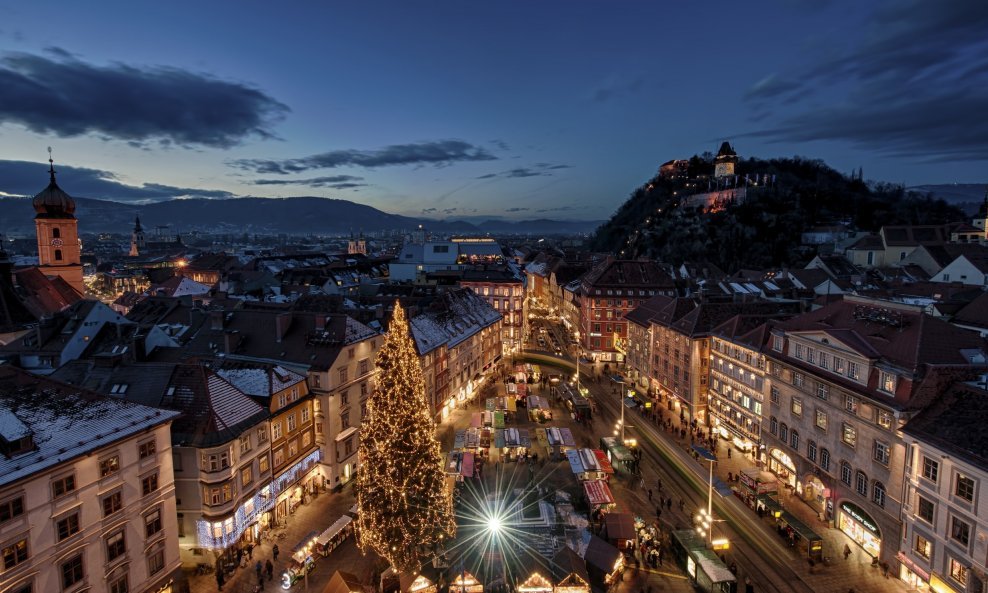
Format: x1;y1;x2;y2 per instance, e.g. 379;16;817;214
33;155;84;295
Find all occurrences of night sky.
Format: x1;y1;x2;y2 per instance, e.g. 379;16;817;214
0;1;985;221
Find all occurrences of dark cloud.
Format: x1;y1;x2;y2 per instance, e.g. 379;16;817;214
505;207;530;212
252;175;364;188
475;162;571;180
0;50;288;148
489;139;510;151
536;205;576;212
421;208;438;214
0;159;235;202
743;1;988;160
231;140;496;174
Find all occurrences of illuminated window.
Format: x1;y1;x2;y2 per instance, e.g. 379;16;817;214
913;534;930;559
841;423;857;447
2;537;28;570
99;455;120;477
949;559;968;585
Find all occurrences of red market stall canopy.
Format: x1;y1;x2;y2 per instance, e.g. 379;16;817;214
583;479;615;506
593;450;614;474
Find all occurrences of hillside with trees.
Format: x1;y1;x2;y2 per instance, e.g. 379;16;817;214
589;155;967;273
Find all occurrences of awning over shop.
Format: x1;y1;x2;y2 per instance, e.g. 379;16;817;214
583;479;615;506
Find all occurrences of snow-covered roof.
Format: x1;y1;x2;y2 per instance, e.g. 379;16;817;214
409;289;502;354
216;364;306;398
345;317;378;344
0;367;179;487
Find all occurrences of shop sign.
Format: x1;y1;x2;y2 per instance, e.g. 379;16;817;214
841;502;879;534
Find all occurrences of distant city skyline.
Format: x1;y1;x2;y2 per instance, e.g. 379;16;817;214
0;0;985;220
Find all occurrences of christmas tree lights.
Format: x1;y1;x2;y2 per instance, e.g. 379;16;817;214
356;301;455;574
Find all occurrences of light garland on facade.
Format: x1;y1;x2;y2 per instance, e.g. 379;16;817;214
196;450;322;549
356;302;456;573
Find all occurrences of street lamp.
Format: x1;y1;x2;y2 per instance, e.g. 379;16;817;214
610;375;632;445
692;444;717;545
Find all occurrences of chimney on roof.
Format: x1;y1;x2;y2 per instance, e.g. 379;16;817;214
210;310;224;331
224;330;238;354
275;312;292;343
314;314;327;331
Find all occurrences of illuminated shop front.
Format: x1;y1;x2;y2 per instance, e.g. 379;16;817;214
838;501;881;558
897;551;931;593
802;475;829;515
197;450;322;549
768;448;797;488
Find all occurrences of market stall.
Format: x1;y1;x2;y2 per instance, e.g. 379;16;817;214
450;571;483;593
471;413;483;429
517;571;553;593
453;430;466;451
502;428;530;461
583;535;624;588
546;427;577;459
527;396;552;422
493;411;505;429
582;479;616;511
446;452;461;477
402;574;437;593
602;512;636;553
464;428;481;451
283;530;319;589
566;448;609;481
551;546;590;593
316;515;353;557
461;452;475;480
321;570;364;593
592;450;614;476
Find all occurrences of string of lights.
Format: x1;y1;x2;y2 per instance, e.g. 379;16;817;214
356;302;456;574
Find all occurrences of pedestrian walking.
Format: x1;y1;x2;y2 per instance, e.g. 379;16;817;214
728;448;732;459
273;544;280;561
266;559;274;581
247;542;254;559
843;544;851;560
255;560;262;579
666;498;672;511
648;489;653;501
258;570;265;589
216;569;225;592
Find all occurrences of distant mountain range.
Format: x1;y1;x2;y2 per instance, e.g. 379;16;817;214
906;184;986;209
0;195;602;236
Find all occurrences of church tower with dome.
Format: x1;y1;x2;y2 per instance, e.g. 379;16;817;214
33;153;84;295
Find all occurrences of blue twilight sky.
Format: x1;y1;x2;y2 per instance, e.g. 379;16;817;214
0;0;985;221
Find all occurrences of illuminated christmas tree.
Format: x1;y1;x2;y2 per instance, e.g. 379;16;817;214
356;301;455;574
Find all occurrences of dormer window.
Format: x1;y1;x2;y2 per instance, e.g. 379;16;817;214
879;371;896;394
0;410;33;458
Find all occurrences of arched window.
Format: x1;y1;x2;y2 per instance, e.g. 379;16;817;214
840;461;852;485
770;416;778;435
807;440;817;462
52;228;60;238
856;471;868;495
54;249;62;261
820;448;831;471
780;423;788;443
873;481;886;507
790;430;799;450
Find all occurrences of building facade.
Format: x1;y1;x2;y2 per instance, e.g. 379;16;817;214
899;381;988;593
0;367;181;593
579;259;678;363
762;296;987;571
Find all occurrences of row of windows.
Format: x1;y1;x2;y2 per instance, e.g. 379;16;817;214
920;456;977;502
2;539;164;590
